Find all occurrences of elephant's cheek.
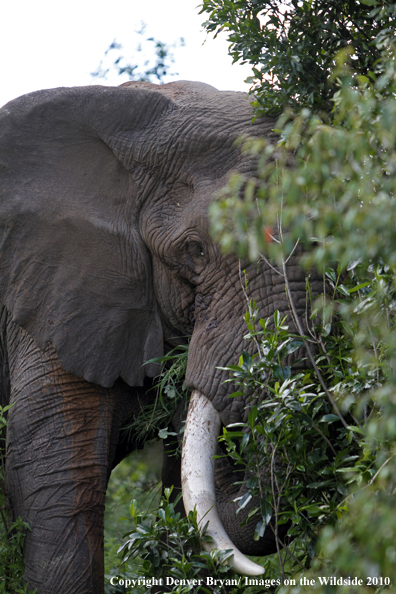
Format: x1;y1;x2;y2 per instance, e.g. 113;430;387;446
152;261;196;336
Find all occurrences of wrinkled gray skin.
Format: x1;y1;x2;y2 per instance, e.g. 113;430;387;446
0;81;313;593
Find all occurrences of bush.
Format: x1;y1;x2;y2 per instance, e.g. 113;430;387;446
0;404;34;594
200;0;395;114
204;7;396;590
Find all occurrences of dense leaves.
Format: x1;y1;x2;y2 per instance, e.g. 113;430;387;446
200;0;396;114
115;488;288;593
119;489;238;594
209;49;396;268
217;276;382;580
204;1;396;591
114;267;387;590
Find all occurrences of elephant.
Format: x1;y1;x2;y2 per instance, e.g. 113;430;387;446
0;80;316;593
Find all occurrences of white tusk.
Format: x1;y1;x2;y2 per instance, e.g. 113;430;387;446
181;390;264;576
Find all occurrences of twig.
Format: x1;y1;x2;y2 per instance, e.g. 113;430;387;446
334;455;394;514
268;524;305;570
284;238;300;265
318;335;332;369
357;287;381;384
281;258;360;445
258;252;284;277
316;335;361;427
238;260;262;357
305;280;317;341
368;455;393;487
270;445;286;582
366;402;377;423
311;421;337;456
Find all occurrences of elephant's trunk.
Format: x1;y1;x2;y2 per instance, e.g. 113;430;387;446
181;390;264;576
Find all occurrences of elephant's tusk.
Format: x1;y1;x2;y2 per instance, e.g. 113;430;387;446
181;390;265;577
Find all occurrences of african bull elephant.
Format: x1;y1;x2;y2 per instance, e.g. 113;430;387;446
0;80;313;593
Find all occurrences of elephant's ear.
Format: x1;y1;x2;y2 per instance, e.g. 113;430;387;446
0;86;174;387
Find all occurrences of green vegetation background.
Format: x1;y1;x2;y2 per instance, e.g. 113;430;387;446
104;442;162;590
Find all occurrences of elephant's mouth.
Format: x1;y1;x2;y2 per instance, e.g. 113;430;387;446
181;390;265;576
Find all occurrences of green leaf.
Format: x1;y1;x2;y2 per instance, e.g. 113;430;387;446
228;391;243;398
260;499;272;524
248;406;258;430
235;493;252;513
319;414;340;423
348;282;371;293
346;425;366;436
254;519;266;540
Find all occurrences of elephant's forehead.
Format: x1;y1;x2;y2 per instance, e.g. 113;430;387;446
108;91;276;180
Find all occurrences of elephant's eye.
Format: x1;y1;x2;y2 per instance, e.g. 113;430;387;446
185;240;205;258
169;239;208;284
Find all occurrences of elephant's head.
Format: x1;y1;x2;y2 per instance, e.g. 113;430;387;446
0;81;313;578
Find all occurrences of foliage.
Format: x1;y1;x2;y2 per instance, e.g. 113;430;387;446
105;345;191;592
200;0;396;114
108;272;390;593
105;343;190;590
109;348;281;594
91;23;185;85
209;47;396;277
219;289;381;583
205;2;396;589
115;487;272;594
104;444;163;593
0;405;34;593
112;270;385;592
124;344;190;446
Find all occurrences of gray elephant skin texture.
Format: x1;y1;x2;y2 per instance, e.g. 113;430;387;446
0;81;311;593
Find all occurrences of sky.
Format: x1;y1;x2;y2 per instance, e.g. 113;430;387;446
0;0;253;108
